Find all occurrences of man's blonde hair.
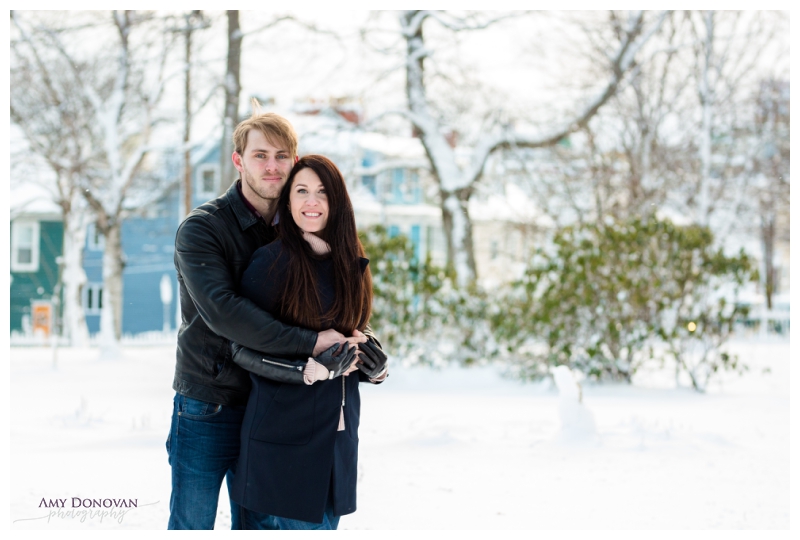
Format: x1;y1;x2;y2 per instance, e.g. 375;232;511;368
232;99;298;160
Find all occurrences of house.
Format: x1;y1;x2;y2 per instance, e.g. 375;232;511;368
10;182;63;338
287;102;447;267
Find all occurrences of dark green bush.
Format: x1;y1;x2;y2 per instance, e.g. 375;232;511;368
494;216;756;389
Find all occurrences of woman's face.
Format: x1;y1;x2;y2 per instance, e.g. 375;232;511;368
290;168;329;233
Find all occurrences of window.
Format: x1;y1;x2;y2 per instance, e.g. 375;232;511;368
410;224;422;262
388;169;421;204
87;223;105;251
392;169;404;202
11;221;40;272
196;164;220;199
361;175;376;195
83;283;103;315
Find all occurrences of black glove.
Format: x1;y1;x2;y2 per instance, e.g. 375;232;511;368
357;339;388;379
315;343;358;379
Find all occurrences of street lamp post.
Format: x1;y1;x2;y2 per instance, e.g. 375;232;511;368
160;274;173;334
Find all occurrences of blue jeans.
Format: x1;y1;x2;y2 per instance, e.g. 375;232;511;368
239;490;340;530
166;393;247;530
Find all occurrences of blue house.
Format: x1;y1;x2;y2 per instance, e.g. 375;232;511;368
82;140;223;336
344;131;445;268
9;140;225;339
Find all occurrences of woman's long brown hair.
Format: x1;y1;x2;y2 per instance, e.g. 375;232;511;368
274;155;372;334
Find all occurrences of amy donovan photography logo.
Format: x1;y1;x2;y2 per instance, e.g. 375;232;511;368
14;497;158;525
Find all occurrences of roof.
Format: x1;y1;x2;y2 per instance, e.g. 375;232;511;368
10;181;62;220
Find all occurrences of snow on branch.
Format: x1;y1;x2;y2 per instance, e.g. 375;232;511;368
426;10;526;33
465;10;670;186
400;10;429;38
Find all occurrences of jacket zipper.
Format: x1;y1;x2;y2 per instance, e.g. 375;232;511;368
261;358;303;371
338;376;346;431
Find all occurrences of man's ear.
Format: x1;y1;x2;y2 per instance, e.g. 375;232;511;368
232;151;243;172
295;155;299;164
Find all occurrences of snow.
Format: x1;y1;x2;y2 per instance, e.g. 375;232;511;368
470;182;541;224
358;132;425;159
10;181;61;218
9;336;790;530
552;365;597;444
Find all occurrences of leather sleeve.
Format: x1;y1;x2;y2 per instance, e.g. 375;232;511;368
175;215;318;358
234;326;388;385
231;342;307;385
362;324;383;349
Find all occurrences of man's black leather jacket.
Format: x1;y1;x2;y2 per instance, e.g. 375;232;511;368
172;181;318;406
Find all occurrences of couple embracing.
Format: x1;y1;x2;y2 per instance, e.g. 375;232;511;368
167;107;387;530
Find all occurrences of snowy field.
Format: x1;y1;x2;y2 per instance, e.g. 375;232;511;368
9;337;790;530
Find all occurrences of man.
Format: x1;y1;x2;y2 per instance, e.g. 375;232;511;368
167;110;382;529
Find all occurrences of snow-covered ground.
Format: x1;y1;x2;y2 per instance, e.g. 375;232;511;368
9;337;790;530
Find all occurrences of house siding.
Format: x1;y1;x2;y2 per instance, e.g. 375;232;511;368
9;220;63;333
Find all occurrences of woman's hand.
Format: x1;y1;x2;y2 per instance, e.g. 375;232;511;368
342;330;367;376
314;343;358;379
342;361;360;377
356;340;388;379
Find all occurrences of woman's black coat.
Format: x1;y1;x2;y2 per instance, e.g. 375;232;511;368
229;240;369;523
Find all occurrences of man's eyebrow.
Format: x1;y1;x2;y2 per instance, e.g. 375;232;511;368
250;148;288;153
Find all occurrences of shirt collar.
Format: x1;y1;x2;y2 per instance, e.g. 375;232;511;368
235;180;263;220
235;180;280;226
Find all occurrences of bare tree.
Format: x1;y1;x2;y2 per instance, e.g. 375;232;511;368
526;12;694;227
12;11;178;356
219;10;242;194
11;12;95;347
750;77;789;309
362;10;668;286
169;10;212;217
504;10;786;266
675;11;788;315
683;11;781;230
218;12;343;194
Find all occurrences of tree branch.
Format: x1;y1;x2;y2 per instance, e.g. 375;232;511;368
465;10;671;186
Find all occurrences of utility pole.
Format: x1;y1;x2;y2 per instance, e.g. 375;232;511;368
220;10;242;193
171;10;210;217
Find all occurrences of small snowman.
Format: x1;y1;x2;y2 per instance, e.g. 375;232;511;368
552;365;597;444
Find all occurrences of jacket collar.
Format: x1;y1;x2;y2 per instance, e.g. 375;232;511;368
227;180;263;231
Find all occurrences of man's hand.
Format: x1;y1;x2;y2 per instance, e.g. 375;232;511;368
348;329;368;346
314;328;368;356
313;329;346;356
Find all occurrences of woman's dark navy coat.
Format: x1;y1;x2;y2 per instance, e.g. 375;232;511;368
229;240;370;523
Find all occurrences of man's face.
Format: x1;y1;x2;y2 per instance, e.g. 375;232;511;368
233;129;294;212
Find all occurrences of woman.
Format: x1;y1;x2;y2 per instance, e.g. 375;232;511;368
229;155;386;530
